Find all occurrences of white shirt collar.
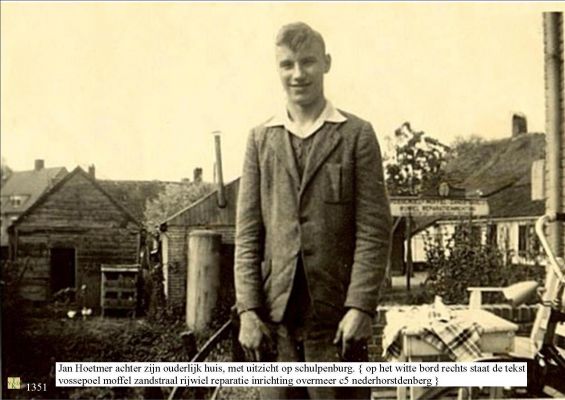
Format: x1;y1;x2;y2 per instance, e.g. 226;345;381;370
265;100;347;139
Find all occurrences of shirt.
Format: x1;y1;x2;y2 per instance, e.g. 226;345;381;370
265;100;347;139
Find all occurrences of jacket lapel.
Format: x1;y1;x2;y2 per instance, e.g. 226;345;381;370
269;127;301;187
300;123;342;196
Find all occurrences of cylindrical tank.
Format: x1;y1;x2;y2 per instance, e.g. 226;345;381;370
186;230;222;332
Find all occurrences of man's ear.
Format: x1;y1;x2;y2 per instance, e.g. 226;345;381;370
324;54;332;73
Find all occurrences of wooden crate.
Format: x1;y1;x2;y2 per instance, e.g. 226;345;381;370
100;264;140;317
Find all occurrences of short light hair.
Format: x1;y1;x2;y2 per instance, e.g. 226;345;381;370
275;22;326;53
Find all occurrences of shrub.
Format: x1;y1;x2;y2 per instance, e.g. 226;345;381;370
424;222;514;304
5;317;192;399
1;259;31;391
146;263;169;324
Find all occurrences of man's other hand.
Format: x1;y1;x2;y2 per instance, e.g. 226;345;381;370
333;308;372;359
239;310;273;361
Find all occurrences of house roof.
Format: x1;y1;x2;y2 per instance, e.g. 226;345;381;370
11;167;142;229
445;132;545;219
486;183;545;219
0;167;67;214
163;178;239;227
445;133;545;196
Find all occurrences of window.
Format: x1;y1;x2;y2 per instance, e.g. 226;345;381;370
486;224;497;246
518;225;528;255
518;224;539;258
9;195;25;208
528;225;541;256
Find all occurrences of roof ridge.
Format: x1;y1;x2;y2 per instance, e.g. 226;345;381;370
98;179;184;185
10;167;142;229
9;166;66;173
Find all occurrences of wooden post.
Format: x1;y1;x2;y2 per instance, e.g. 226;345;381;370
180;331;198;359
391;218;406;276
406;215;413;292
186;230;222;332
385;218;403;288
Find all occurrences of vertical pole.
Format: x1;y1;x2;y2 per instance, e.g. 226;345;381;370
406;215;413;292
544;12;564;257
213;131;227;208
386;218;402;288
530;13;564;350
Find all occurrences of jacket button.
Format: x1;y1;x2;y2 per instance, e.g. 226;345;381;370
303;248;314;256
299;216;308;224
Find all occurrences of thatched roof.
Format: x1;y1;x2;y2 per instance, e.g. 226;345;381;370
446;133;545;196
445;132;545;219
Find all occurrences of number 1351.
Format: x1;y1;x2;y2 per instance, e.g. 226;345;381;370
27;383;47;391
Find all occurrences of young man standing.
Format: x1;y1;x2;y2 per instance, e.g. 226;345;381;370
235;22;392;399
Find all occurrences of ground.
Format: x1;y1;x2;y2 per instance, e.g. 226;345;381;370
2;315;259;400
380;271;430;305
2;273;428;400
5;270;547;400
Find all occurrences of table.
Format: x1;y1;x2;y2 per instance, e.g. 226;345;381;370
402;310;517;358
388;309;518;400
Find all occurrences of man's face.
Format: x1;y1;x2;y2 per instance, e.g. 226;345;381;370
276;40;331;107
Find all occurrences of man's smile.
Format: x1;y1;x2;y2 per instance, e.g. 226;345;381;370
290;83;311;90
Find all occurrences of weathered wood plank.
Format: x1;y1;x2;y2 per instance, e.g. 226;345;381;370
13;171;142;310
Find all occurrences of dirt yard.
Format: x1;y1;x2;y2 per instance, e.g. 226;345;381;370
3;316;260;400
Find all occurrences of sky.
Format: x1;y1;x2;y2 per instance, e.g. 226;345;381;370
1;2;563;182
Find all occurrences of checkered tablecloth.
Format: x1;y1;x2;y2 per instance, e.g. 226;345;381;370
383;301;484;362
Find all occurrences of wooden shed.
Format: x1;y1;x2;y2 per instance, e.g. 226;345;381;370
8;167;143;311
159;178;240;313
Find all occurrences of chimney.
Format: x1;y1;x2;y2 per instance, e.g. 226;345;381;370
193;168;203;183
213;131;226;208
512;113;527;137
34;159;44;171
88;164;95;179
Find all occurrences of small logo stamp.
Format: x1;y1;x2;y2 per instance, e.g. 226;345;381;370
8;377;21;390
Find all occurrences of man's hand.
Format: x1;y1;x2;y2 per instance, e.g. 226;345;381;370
239;310;273;361
333;308;372;359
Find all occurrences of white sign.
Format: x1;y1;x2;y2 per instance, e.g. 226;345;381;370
55;361;526;388
390;198;489;217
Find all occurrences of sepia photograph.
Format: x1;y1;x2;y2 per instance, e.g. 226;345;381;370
1;2;564;399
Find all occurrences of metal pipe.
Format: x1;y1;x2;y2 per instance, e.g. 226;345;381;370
543;12;564;257
213;131;227;208
535;213;565;283
405;215;412;292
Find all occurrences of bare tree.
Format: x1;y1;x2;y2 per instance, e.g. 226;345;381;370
1;157;13;186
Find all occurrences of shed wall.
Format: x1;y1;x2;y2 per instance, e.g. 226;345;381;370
13;172;140;310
